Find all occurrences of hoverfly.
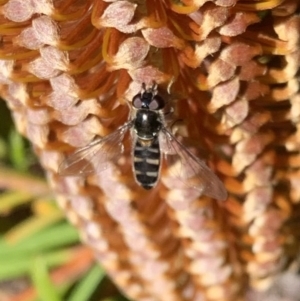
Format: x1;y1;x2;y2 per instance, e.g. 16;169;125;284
59;84;227;201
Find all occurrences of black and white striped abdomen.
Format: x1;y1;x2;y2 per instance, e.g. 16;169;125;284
133;138;160;189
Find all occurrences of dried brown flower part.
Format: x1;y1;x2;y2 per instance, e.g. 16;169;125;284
0;0;300;300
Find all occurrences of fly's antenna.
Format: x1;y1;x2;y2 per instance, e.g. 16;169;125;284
150;81;158;95
141;82;157;95
141;82;147;93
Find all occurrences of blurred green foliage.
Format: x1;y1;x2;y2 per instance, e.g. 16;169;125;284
0;99;129;301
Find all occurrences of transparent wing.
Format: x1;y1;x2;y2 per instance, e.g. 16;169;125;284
59;122;133;176
160;128;227;201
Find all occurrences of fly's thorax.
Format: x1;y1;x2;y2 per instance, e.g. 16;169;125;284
134;109;162;140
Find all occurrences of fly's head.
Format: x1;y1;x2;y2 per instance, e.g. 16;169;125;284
132;83;165;112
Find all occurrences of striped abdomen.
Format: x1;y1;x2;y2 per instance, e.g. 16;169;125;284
133;138;160;189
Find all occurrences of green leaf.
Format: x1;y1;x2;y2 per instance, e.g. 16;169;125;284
31;255;62;301
0;248;71;280
68;265;105;301
0;222;79;258
5;209;64;243
0;137;7;159
0;190;33;213
8;129;29;171
0;222;79;280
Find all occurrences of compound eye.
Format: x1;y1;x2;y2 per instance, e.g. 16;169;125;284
132;94;143;109
149;95;165;110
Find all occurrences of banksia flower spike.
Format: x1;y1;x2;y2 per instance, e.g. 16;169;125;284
1;0;300;300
